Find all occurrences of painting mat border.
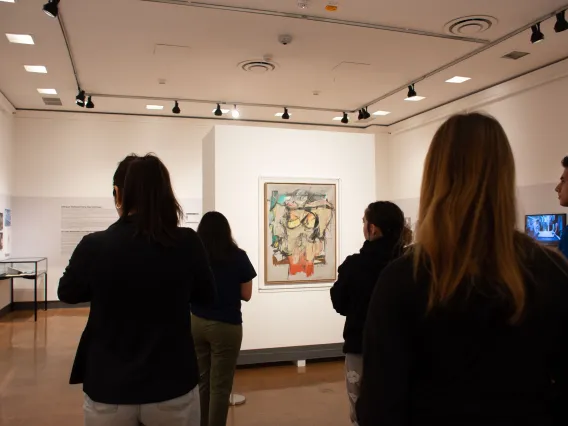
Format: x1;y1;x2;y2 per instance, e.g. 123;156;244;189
258;177;340;293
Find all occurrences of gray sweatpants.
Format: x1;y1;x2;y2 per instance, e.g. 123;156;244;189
83;386;200;426
345;354;363;426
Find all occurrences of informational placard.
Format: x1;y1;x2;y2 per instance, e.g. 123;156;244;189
60;205;118;255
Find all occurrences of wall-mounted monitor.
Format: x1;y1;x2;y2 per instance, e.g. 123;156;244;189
525;214;566;246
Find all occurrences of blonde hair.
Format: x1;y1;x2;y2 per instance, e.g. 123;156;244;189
414;113;526;323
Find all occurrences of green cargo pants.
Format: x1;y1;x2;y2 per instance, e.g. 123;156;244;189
191;315;243;426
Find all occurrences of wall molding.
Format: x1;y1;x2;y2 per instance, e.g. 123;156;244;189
237;343;343;366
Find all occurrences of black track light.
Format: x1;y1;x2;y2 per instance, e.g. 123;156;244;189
43;0;60;18
363;107;371;119
341;112;349;124
214;104;223;116
358;110;363;120
75;89;86;107
555;11;568;33
531;23;544;44
282;108;290;120
172;101;181;114
407;84;417;99
86;96;94;109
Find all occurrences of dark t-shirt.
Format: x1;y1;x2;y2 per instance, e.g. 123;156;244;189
191;248;256;325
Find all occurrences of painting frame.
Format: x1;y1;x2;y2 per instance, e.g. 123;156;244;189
259;177;340;292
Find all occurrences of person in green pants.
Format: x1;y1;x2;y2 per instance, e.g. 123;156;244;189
191;211;256;426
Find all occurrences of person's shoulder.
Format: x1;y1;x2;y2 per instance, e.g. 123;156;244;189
338;252;363;271
234;247;252;262
376;250;419;292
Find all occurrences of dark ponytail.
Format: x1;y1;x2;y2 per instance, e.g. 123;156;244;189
120;153;183;246
365;201;406;258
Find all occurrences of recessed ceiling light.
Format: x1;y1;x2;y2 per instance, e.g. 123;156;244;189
6;33;34;45
275;112;293;117
212;108;230;114
146;105;164;110
0;0;17;3
373;110;391;116
24;65;47;73
446;76;471;84
332;116;343;121
37;88;57;95
404;96;426;102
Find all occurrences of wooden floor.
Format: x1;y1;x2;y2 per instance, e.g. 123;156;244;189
0;309;349;426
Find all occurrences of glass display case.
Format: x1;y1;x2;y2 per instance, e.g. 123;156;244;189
0;257;48;321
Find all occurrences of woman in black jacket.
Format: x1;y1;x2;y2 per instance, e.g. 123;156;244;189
330;201;408;426
58;154;215;426
357;113;568;426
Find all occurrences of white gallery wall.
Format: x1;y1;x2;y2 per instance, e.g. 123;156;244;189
204;125;375;350
380;58;568;227
0;95;14;310
11;112;210;301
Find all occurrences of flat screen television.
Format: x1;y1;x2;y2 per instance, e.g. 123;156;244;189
525;214;566;246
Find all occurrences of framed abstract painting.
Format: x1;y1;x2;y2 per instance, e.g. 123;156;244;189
261;178;338;289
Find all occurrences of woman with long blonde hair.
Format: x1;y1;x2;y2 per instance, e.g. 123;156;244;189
357;113;568;426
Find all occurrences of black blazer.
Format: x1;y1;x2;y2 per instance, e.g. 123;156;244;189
357;241;568;426
58;216;215;405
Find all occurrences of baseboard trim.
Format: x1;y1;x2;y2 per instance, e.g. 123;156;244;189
237;343;344;366
0;303;11;319
4;301;90;314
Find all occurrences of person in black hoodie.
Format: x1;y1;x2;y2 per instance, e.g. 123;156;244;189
330;201;408;426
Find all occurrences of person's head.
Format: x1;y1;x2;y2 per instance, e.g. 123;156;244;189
115;153;183;245
363;201;406;253
416;112;525;323
113;154;139;215
197;211;238;262
555;156;568;207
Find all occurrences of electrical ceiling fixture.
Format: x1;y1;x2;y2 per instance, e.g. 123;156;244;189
531;23;544;44
446;76;471;83
6;33;34;45
405;84;425;101
555;11;568;33
75;89;86;107
341;112;349;124
43;0;60;18
213;105;229;115
279;108;290;120
24;65;47;73
37;88;57;95
146;105;164;110
231;105;240;119
363;107;371;119
0;1;16;3
172;101;181;114
357;110;364;120
373;110;391;116
86;96;94;109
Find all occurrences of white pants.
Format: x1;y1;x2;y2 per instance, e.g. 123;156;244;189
84;386;200;426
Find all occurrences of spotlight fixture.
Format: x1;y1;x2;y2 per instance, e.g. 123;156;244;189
231;105;240;119
86;96;94;109
358;110;363;120
363;107;371;119
214;104;223;116
172;100;181;114
531;23;544;44
75;89;86;107
43;0;60;18
341;112;349;124
407;84;417;99
555;11;568;33
282;108;290;120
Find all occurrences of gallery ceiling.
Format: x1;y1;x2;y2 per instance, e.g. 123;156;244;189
1;0;568;127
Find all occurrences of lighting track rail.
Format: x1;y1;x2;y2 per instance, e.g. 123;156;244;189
139;0;489;44
355;3;568;112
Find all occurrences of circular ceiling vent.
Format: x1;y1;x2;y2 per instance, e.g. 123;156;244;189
444;15;498;36
239;60;278;74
